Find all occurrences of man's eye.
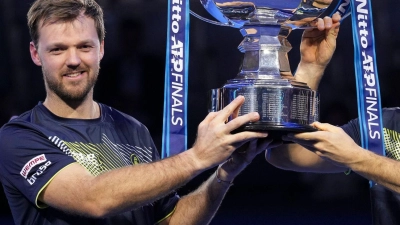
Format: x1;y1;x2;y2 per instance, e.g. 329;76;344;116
50;48;62;53
80;45;92;51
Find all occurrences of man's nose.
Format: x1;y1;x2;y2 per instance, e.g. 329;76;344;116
65;49;81;66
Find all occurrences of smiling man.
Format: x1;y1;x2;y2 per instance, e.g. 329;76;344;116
0;0;344;224
30;10;103;115
0;0;276;224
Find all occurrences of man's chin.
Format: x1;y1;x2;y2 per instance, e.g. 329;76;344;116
55;89;91;103
60;95;86;103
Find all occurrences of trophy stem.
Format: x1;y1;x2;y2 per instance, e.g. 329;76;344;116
236;26;293;80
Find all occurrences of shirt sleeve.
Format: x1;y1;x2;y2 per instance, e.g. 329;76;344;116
341;117;362;146
154;192;180;224
0;124;76;207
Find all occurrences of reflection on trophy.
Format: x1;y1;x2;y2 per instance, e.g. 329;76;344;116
200;0;339;138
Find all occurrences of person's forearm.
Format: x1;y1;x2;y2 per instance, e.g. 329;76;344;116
78;150;203;217
349;150;400;193
168;169;231;225
294;61;327;90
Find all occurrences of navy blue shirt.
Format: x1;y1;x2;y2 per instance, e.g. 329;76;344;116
342;107;400;225
0;102;179;225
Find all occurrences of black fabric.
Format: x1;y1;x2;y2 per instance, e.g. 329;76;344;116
342;107;400;225
0;102;179;225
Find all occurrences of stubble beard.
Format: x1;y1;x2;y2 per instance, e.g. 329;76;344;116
43;66;99;104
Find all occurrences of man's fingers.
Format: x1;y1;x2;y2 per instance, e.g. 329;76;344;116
283;130;325;145
318;16;332;30
203;111;219;124
215;95;245;122
316;18;325;31
225;111;260;131
322;16;333;29
315;16;333;31
329;14;341;36
284;132;316;142
232;102;241;119
311;122;341;132
332;12;341;23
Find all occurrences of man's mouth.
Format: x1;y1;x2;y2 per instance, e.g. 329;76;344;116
64;71;83;77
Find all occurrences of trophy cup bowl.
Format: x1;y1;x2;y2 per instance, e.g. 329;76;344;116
201;0;340;139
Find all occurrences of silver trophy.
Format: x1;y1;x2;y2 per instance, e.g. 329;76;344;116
200;0;340;138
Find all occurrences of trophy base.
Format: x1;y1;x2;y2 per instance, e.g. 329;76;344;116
209;79;320;143
232;123;317;142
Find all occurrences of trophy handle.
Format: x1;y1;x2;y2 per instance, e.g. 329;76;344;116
293;11;351;30
189;10;232;27
191;9;350;30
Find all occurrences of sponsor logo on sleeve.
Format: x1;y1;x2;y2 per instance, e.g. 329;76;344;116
27;161;52;185
20;154;47;178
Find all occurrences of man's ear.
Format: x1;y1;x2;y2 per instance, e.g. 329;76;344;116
30;42;42;66
99;40;104;60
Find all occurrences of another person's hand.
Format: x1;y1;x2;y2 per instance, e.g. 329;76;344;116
295;13;341;90
282;122;363;168
217;138;282;182
300;13;341;67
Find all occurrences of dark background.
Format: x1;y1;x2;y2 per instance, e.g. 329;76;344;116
1;0;400;224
